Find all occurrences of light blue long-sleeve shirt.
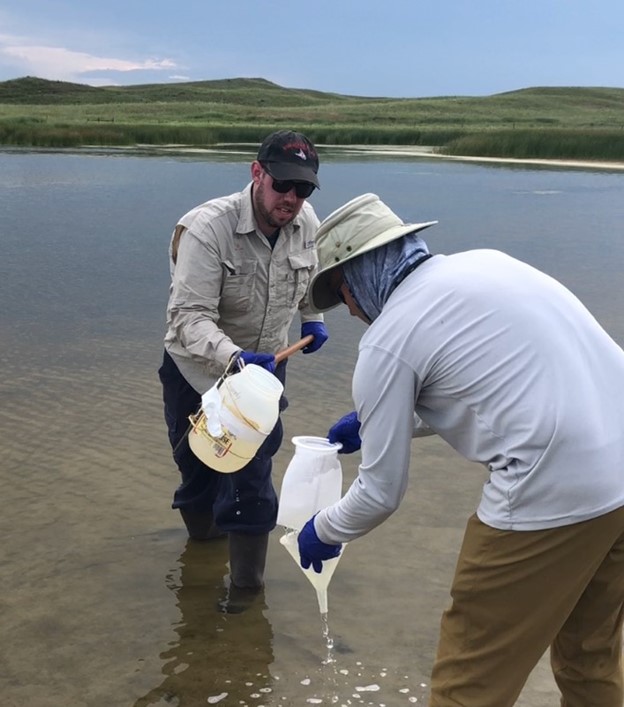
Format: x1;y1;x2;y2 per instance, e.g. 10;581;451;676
317;250;624;543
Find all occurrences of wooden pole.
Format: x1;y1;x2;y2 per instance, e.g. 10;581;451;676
275;335;314;363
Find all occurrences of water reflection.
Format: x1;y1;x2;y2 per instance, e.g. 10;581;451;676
134;539;275;707
3;150;624;706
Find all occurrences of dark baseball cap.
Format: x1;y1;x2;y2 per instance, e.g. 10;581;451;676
257;130;320;188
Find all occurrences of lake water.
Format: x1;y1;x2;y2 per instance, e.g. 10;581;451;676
2;148;624;707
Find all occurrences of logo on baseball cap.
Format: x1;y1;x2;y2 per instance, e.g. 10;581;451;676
257;130;320;188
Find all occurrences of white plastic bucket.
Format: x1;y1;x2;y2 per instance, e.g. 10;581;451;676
276;436;343;531
188;363;283;473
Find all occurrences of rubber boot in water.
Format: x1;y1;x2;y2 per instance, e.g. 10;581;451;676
228;532;269;589
179;508;226;541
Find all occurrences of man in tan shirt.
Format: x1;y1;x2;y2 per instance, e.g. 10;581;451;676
159;131;328;594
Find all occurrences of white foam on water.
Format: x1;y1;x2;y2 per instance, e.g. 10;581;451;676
306;699;323;704
207;694;228;704
301;678;311;685
399;687;410;693
355;684;380;692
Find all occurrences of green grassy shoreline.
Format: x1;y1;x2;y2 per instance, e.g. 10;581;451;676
1;76;624;162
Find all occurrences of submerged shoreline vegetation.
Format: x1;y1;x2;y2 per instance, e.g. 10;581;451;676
1;76;624;162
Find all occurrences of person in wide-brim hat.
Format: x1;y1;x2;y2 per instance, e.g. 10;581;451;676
308;192;437;315
298;191;624;706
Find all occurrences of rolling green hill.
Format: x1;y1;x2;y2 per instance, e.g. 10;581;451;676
1;76;623;161
0;75;354;106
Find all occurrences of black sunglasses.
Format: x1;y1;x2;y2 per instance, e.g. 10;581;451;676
261;164;316;199
271;177;316;199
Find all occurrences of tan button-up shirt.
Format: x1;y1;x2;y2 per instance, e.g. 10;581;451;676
164;183;323;392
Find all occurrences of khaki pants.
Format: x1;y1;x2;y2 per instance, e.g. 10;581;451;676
430;508;624;707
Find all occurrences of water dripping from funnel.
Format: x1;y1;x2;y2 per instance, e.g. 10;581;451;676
321;612;336;666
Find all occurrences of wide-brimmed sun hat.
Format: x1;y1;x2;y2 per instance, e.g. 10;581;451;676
308;193;438;312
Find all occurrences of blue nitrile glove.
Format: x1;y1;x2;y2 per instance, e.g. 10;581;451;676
301;321;329;354
238;350;276;373
298;515;342;574
328;411;361;454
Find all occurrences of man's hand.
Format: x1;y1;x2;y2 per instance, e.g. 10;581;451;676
238;351;276;373
328;411;361;454
301;322;329;354
298;516;342;573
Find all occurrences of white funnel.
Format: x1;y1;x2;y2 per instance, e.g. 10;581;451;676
280;530;344;614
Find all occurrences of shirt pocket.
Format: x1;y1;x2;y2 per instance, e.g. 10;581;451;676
220;259;256;313
286;249;317;305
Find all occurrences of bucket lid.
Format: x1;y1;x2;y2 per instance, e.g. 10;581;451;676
291;436;342;454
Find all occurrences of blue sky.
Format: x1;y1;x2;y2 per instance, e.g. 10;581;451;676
0;0;622;98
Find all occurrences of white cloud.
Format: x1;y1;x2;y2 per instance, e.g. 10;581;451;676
0;36;177;83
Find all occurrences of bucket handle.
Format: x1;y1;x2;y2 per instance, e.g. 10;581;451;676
216;335;315;434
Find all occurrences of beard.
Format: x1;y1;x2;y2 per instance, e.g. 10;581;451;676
253;180;297;230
